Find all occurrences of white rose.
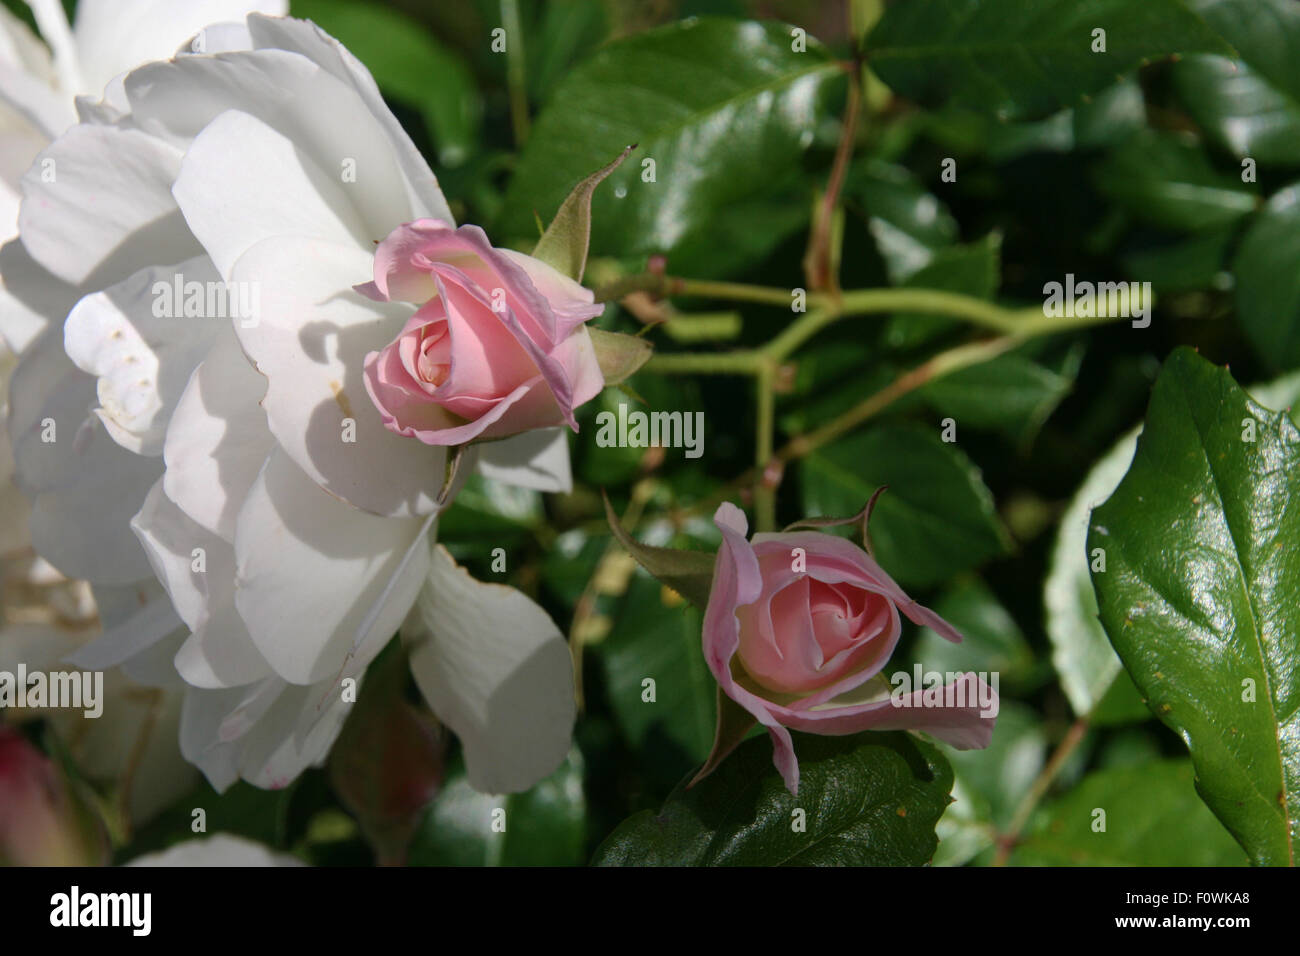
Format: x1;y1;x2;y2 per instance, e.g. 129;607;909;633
6;14;578;794
0;0;288;236
0;0;286;825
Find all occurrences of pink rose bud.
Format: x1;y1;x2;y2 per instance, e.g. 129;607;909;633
702;503;998;795
0;728;108;866
357;219;606;445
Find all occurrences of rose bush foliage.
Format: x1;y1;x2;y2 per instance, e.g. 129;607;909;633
0;0;1294;870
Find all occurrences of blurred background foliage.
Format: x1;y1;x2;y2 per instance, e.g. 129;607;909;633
8;0;1295;866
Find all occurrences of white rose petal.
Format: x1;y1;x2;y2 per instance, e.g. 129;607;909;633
234;449;431;685
64;256;223;455
406;544;576;794
127;833;304;867
9;329;159;583
162;329;275;541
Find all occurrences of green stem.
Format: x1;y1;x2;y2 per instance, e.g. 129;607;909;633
501;0;529;147
765;292;1113;361
782;336;1019;460
596;275;1138;358
644;350;767;376
763;306;836;361
617;272;1137;532
437;444;466;507
673;279;802;307
803;65;860;293
686;336;1019;518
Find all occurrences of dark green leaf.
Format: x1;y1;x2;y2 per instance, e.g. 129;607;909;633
1011;760;1249;865
1121;225;1237;294
666;193;810;279
597;573;716;767
910;579;1037;689
1089;347;1300;865
919;340;1083;445
1095;130;1258;232
1232;182;1300;369
1175;58;1300;164
1097;727;1167;769
526;0;610;106
501;18;840;257
1072;76;1148;149
541;528;607;607
592;731;953;866
1172;0;1300;164
437;475;542;572
983;77;1146;161
866;0;1231;120
801;424;1010;588
852;159;959;284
